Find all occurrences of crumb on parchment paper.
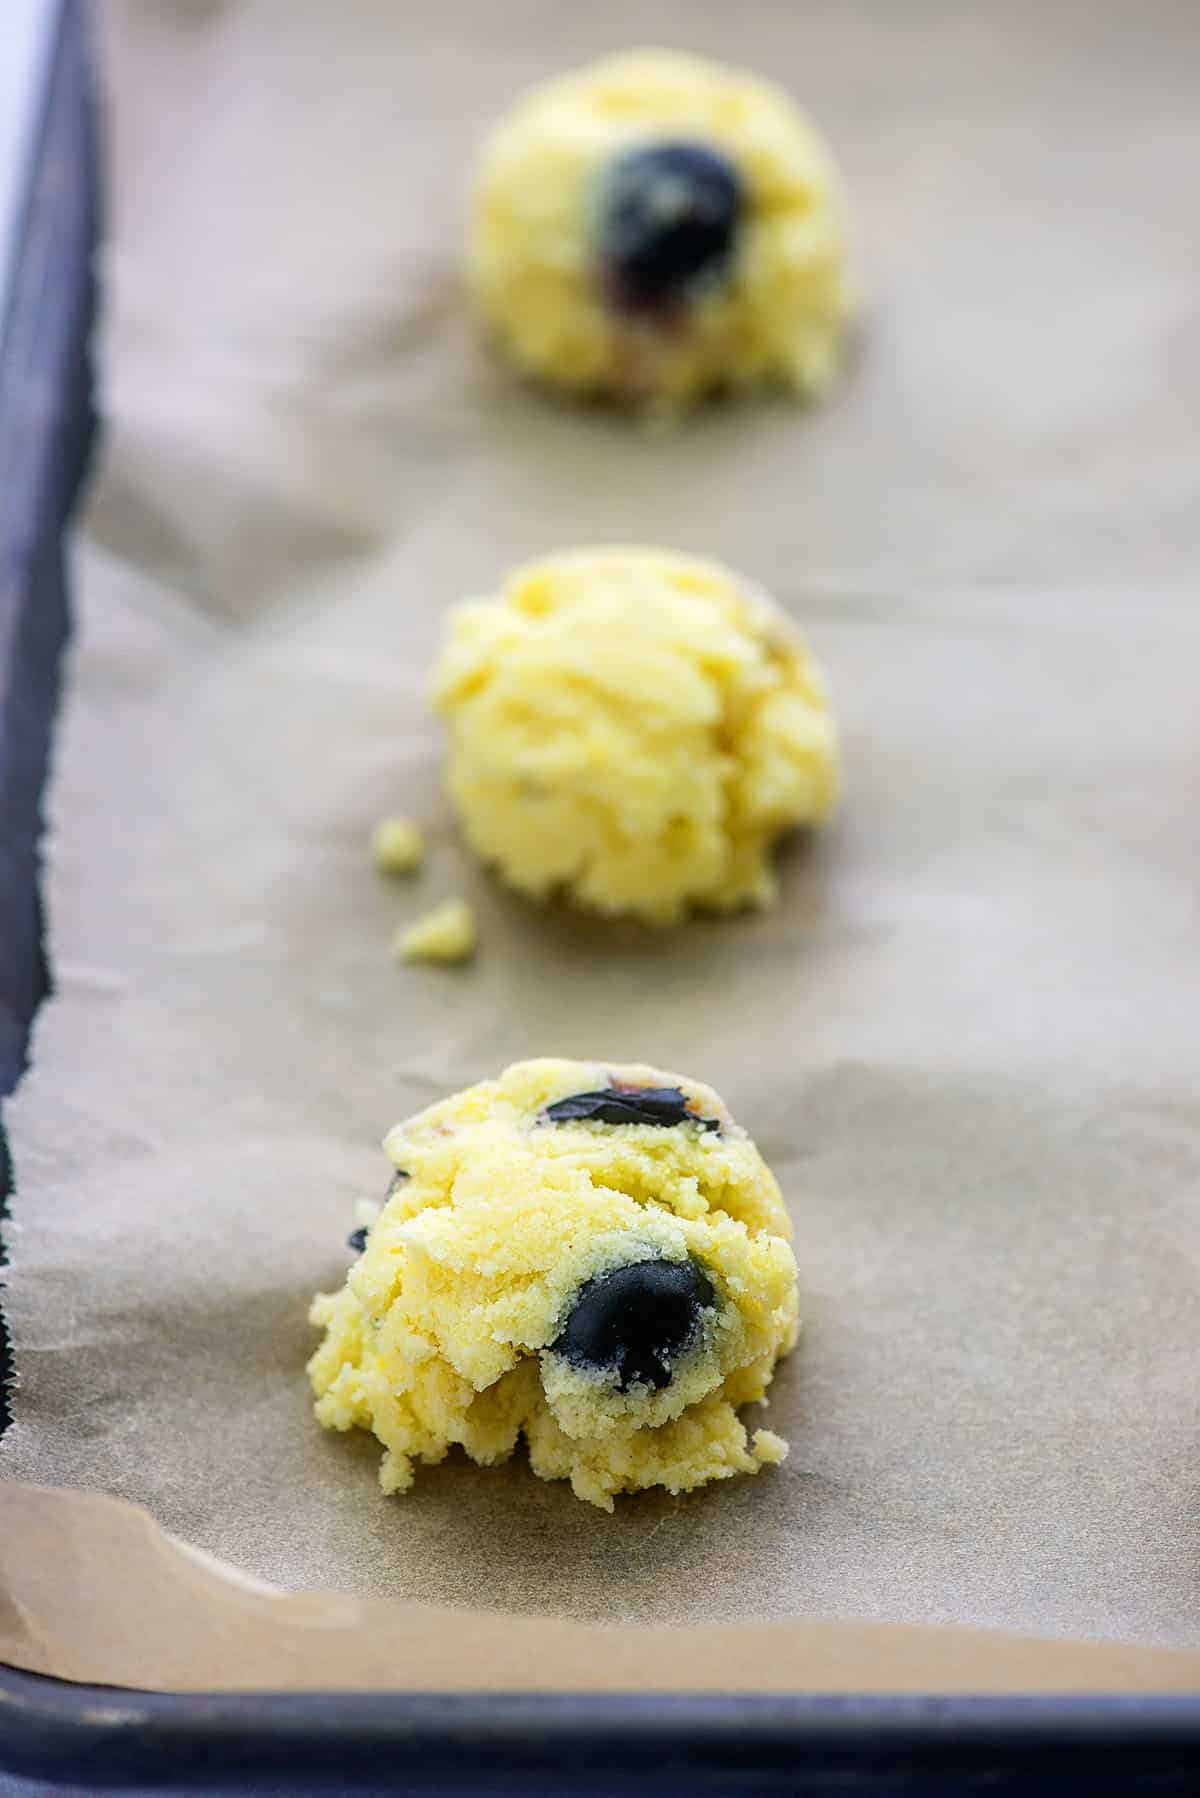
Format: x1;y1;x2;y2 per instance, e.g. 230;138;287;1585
371;815;425;875
394;898;476;964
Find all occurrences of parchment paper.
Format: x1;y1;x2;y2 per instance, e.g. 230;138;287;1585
5;1485;1200;1693
3;0;1200;1686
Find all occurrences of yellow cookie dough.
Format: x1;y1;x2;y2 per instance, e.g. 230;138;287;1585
432;547;838;924
309;1059;799;1510
469;49;852;408
395;898;476;964
371;815;425;876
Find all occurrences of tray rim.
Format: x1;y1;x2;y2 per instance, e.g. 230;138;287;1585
0;0;95;1097
3;1663;1200;1791
0;2;1197;1788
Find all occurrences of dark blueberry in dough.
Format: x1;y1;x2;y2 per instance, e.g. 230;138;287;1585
552;1257;717;1391
543;1085;719;1131
347;1226;369;1254
597;140;744;315
386;1168;410;1196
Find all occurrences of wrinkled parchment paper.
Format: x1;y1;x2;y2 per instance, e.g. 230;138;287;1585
5;1485;1200;1693
2;0;1200;1687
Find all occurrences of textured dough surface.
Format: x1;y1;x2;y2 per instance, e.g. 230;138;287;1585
309;1059;799;1510
432;547;838;924
469;48;852;407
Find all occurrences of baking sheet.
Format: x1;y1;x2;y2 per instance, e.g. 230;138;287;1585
2;0;1200;1685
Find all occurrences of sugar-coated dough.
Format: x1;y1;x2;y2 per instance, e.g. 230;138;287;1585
309;1059;799;1510
432;547;838;924
469;49;852;408
395;898;476;963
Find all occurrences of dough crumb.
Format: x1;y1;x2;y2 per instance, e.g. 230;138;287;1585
395;898;476;964
752;1428;789;1467
371;815;425;875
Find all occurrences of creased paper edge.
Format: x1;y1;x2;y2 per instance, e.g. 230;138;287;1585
1;1482;1198;1696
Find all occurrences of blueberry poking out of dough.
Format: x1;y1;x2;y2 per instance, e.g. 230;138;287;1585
543;1085;719;1131
598;140;743;315
553;1257;717;1391
347;1226;369;1254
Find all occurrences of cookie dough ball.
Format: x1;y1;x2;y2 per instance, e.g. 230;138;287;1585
309;1059;799;1510
431;547;838;924
468;49;852;408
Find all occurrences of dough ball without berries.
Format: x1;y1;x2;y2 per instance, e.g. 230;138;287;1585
431;547;838;924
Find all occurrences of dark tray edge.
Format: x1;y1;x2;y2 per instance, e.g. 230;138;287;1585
3;1665;1200;1791
0;0;96;1091
0;0;96;1433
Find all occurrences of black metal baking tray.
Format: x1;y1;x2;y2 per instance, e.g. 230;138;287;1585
1;1672;1198;1796
0;0;95;1454
0;4;1197;1792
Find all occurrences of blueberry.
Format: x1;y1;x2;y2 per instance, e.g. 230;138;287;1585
543;1085;719;1131
386;1168;410;1196
597;140;744;315
347;1226;369;1254
551;1257;716;1391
